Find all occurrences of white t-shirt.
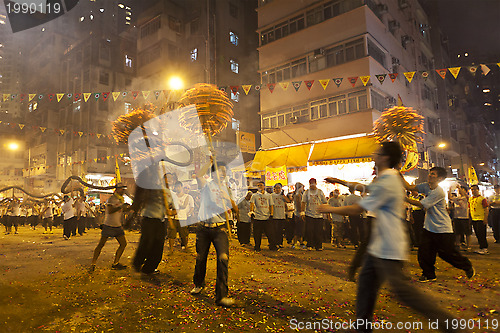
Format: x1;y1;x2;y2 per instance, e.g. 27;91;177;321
359;169;408;261
175;193;194;221
250;192;273;220
302;188;327;218
61;199;75;220
75;201;86;217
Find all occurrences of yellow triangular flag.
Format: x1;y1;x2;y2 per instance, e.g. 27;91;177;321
497;63;500;68
3;94;10;102
60;130;65;135
40;127;46;132
94;158;98;162
115;159;122;183
241;85;252;95
107;156;110;160
83;93;91;102
142;91;150;99
360;76;370;86
78;132;83;137
403;71;416;83
448;67;461;79
112;92;121;101
96;133;102;138
29;94;36;102
279;82;289;91
19;124;25;130
56;93;64;102
319;79;330;90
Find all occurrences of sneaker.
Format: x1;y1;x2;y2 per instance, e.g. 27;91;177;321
475;249;489;255
418;275;437;282
291;244;296;249
190;286;204;295
300;245;307;250
111;263;127;270
63;235;69;240
217;297;235;307
466;267;475;279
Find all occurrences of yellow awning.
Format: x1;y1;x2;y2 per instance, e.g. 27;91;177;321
250;144;311;171
309;136;377;165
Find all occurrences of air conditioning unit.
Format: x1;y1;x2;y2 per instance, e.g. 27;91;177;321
389;20;400;31
313;48;326;57
290;116;299;124
398;0;410;9
386;96;397;105
376;4;388;14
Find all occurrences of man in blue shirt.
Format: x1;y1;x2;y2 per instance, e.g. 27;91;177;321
403;167;474;282
319;142;460;333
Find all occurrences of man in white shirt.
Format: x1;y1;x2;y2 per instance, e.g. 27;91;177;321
75;196;87;236
61;195;75;240
169;181;193;251
319;141;460;333
250;181;275;251
301;178;327;251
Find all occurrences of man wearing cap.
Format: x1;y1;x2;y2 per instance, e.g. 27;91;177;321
237;191;253;246
90;183;129;271
61;195;75;240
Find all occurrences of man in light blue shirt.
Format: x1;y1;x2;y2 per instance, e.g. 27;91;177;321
403;167;474;282
319;142;460;333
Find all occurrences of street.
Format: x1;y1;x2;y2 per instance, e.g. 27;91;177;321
1;227;499;332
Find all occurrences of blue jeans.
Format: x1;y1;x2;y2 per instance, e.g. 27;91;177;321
193;224;229;302
357;255;458;333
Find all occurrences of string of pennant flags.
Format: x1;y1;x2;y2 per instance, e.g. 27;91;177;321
0;119;119;142
1;63;499;102
23;153;129;173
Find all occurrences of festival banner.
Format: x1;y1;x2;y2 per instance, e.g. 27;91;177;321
448;67;461;79
241;85;252;95
304;80;314;90
333;78;343;87
468;66;478;76
265;165;288;187
468;166;478;185
436;69;447;79
292;81;301;91
403;71;416;83
348;77;358;87
142;91;150;99
360;76;370;86
389;73;398;82
319;79;330;90
267;83;276;93
29;94;36;101
83;93;91;102
279;82;289;91
375;74;386;84
56;93;64;102
421;71;429;80
481;64;490;76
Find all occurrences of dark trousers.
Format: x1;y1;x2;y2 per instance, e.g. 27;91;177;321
133;217;166;274
274;218;285;246
489;209;500;242
418;229;473;279
306;216;324;250
193;225;229;302
63;217;75;238
285;216;295;244
350;217;373;274
357;255;458;333
70;217;78;236
77;217;86;235
471;220;488;249
411;210;425;247
253;218;276;250
348;214;364;246
237;221;251;245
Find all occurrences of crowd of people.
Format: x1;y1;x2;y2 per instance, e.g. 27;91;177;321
2;141;499;331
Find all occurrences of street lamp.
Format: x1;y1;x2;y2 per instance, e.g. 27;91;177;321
7;142;19;151
168;76;184;91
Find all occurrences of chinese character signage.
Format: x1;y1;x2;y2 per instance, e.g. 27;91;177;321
238;131;256;153
265;165;287;187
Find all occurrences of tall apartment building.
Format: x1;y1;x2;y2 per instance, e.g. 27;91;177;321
254;0;454;186
21;0;137;194
135;0;260;167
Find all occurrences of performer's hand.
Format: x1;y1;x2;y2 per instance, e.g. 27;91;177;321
324;177;338;184
317;204;332;213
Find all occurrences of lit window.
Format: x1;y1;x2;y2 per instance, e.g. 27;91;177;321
231;91;239;102
125;55;132;67
229;31;238;46
190;48;198;61
230;59;239;73
125;102;132;114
